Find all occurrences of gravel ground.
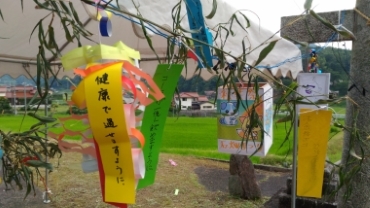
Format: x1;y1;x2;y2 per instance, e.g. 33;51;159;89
194;166;290;197
0;177;50;208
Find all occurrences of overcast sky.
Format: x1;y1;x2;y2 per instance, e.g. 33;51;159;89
227;0;356;49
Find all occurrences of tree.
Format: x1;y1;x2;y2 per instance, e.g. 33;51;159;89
0;97;11;113
338;0;370;207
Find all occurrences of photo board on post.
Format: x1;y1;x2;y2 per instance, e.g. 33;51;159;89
296;73;331;112
217;83;273;156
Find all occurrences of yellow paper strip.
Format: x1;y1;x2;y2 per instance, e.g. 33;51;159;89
297;109;332;198
84;62;135;203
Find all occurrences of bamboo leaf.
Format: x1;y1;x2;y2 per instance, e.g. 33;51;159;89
29;20;42;43
304;0;313;12
50;1;62;18
36;50;43;98
139;18;160;62
21;165;31;199
69;2;83;26
309;10;337;32
219;26;230;48
233;12;249;33
205;0;217;19
171;1;181;30
59;1;71;16
47;26;57;49
229;15;235;36
337;27;356;40
61;18;73;42
254;40;279;67
26;160;53;170
0;9;4;21
34;0;52;11
238;12;250;28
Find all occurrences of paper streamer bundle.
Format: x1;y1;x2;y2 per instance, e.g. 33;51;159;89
50;41;184;206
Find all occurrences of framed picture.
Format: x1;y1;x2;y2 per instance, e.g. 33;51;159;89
297;73;331;103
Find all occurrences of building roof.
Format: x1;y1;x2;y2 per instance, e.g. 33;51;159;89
198;96;209;102
5;91;37;99
178;92;199;98
0;87;6;93
0;86;36;92
12;86;35;91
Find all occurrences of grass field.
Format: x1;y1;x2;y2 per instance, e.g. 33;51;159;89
161;117;295;164
0;110;344;166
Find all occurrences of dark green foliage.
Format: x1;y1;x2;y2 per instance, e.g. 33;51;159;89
0;97;12;114
66;106;87;115
177;75;222;94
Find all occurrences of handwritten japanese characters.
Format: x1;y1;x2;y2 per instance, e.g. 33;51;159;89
95;72;125;186
138;64;184;189
84;62;136;203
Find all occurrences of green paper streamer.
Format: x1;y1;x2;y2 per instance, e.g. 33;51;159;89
137;64;184;189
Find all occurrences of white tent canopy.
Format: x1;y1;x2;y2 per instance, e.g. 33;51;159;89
0;0;302;81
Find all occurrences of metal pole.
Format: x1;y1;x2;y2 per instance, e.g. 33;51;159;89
13;86;17;115
291;103;298;208
43;97;50;204
24;85;27;114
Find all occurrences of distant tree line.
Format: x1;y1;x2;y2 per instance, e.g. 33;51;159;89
177;75;221;94
316;46;351;96
177;46;351;97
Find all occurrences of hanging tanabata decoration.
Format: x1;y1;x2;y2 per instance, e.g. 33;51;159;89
49;2;184;206
50;39;183;206
49;5;183;204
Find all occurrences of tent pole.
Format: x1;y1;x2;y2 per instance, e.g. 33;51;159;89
291;102;298;208
43;97;51;204
0;58;61;65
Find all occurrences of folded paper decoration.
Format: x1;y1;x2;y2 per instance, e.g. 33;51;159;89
61;41;140;70
51;42;184;206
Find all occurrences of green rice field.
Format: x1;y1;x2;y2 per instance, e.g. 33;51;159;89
0;112;343;166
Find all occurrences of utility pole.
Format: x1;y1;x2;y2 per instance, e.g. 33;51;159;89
280;2;370;207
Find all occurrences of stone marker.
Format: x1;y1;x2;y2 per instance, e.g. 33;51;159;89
229;154;261;199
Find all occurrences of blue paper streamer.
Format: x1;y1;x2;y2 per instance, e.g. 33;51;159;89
185;0;213;68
